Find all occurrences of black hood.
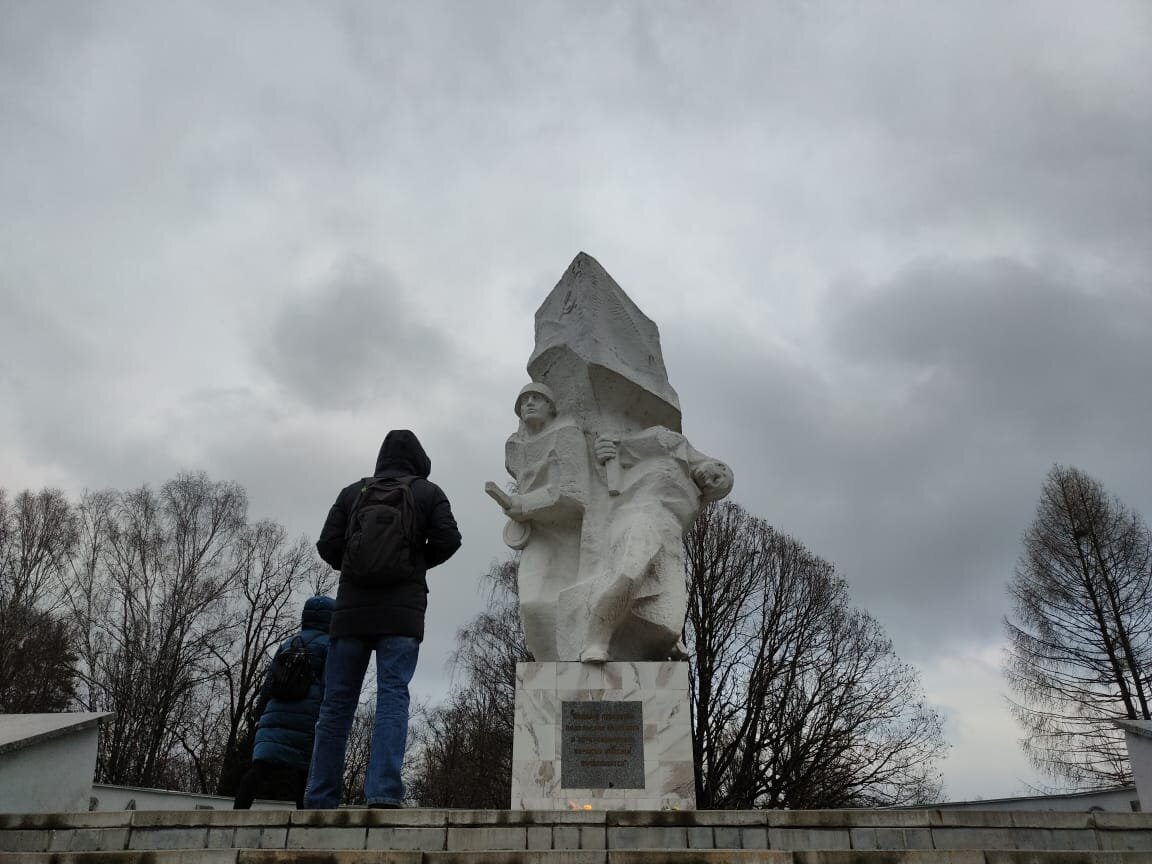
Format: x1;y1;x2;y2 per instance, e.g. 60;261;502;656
374;429;431;478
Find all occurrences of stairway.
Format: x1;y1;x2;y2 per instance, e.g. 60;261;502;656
2;807;1151;862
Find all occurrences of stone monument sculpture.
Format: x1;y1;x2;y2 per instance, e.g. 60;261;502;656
489;252;734;810
488;252;734;665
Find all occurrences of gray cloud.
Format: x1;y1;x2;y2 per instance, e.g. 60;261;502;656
0;284;85;387
0;282;173;487
260;260;456;410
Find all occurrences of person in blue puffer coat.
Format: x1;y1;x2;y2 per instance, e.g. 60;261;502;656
234;595;335;809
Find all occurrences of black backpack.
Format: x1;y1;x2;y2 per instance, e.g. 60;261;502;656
266;636;315;701
342;476;418;587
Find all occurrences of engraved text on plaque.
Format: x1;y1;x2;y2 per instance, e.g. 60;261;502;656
561;700;645;789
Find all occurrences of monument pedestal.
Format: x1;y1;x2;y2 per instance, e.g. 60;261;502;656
510;661;695;811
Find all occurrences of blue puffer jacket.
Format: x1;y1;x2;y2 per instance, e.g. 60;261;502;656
252;595;335;769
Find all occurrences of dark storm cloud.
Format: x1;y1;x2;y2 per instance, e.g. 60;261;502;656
668;256;1152;657
261;261;456;410
831;258;1152;444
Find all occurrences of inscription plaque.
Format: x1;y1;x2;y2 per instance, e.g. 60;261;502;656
561;700;645;789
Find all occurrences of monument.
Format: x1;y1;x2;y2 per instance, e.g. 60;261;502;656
486;252;733;810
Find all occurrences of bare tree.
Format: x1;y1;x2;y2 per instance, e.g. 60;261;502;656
1005;464;1152;788
72;472;247;788
447;560;528;724
0;488;80;711
685;501;946;808
408;688;516;808
0;488;78;611
0;600;77;712
342;690;378;806
61;489;117;713
0;472;336;793
208;523;327;794
407;559;529;808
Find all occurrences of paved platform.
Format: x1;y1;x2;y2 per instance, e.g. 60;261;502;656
1;807;1151;862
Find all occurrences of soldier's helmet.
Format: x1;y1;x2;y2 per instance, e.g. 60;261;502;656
514;382;557;418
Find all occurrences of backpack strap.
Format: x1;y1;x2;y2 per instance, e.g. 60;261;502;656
398;477;418;538
296;632;325;678
344;477;374;540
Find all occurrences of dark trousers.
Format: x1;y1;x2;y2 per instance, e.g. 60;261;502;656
233;759;308;809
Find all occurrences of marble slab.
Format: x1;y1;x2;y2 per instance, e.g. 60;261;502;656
511;661;695;811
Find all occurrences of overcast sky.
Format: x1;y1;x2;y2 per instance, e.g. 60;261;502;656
2;1;1149;802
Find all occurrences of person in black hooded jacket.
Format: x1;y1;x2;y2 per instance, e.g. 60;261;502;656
304;430;461;809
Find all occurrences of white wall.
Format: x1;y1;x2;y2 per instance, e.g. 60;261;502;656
90;784;294;811
1120;722;1152;813
0;726;98;813
932;786;1139;813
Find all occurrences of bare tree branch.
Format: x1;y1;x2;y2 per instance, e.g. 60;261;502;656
686;500;946;809
1004;464;1152;789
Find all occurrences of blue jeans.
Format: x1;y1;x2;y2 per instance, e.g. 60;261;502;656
304;634;420;808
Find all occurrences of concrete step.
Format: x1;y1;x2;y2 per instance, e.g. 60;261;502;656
1;809;1151;860
3;849;1152;863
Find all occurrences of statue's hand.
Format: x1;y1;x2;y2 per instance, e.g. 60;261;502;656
594;435;618;465
484;480;513;510
503;494;528;522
